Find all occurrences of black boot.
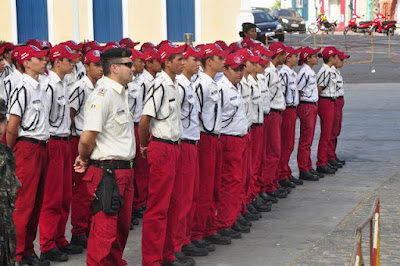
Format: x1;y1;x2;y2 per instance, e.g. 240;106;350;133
231;223;251;233
237;215;252;227
328;159;343;168
279;178;296;188
70;234;88;248
259;192;278;203
218;228;242;239
252;197;271;212
317;165;336;174
174;251;195;266
206;232;232;245
268;189;288;199
310;169;324;178
40;247;68;261
191;238;216;252
20;253;50;266
289;176;303;185
299;171;319;181
182;243;208;256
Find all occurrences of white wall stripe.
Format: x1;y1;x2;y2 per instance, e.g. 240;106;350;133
161;0;167;40
73;0;80;42
87;0;94;41
10;0;18;43
122;0;129;38
47;0;54;44
195;0;201;44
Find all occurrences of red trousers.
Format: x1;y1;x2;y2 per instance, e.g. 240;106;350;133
297;103;318;172
39;139;72;253
213;135;246;231
279;108;297;180
133;125;150;210
173;142;199;252
240;133;251;214
261;111;282;193
70;136;92;236
329;97;344;161
248;125;263;203
191;133;221;241
13;141;48;262
84;166;134;266
317;98;335;166
142;141;180;266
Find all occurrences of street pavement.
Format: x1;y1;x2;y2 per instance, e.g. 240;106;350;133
33;35;400;265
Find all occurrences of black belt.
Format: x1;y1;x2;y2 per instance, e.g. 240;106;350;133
17;137;47;147
251;123;263;127
270;108;283;114
201;132;221;138
180;139;198;145
319;96;336;101
152;137;180;145
50;136;70;141
134;122;139;126
300;101;317;105
338;96;344;99
286;105;297;109
91;159;135;169
221;133;243;138
264;113;269;117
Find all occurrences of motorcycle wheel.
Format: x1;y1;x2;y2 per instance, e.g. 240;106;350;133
344;26;350;35
387;27;395;36
329;25;336;34
308;23;319;34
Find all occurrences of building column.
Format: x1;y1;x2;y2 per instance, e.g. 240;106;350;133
122;0;129;38
10;0;18;44
236;0;254;41
161;0;167;40
87;0;94;41
73;0;80;42
47;0;54;44
195;0;201;44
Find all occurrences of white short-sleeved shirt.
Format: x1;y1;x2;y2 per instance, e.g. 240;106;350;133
69;75;97;137
127;74;145;123
46;71;71;137
64;62;86;89
317;63;338;98
142;69;156;98
333;66;344;96
195;72;222;134
3;70;23;109
0;61;13;80
257;73;270;114
279;64;299;106
240;76;253;128
84;76;135;160
177;74;200;141
248;75;263;124
264;63;286;110
142;70;182;141
9;74;50;140
297;64;319;102
218;75;248;136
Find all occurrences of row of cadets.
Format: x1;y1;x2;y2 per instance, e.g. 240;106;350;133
39;44;83;260
68;49;103;248
61;41;85;89
0;42;16;80
138;44;186;266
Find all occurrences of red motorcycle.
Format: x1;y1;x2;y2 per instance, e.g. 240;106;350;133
344;14;373;35
371;13;396;36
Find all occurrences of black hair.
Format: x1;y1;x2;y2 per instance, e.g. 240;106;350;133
21;64;25;72
161;53;179;70
239;22;257;38
201;55;217;69
323;57;329;64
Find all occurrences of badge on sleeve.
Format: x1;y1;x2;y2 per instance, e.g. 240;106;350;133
91;104;100;109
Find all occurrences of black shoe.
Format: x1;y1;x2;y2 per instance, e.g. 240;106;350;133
279;178;296;188
317;165;336;174
277;185;291;194
132;217;139;225
259;192;278;203
237;215;252;227
70;234;88;249
252;197;271;212
310;169;324;178
174;252;195;266
20;253;50;266
299;171;319;181
182;243;208;256
218;228;242;239
327;163;338;171
206;232;232;245
336;158;346;165
40;247;68;261
231;223;251;233
246;204;262;218
59;243;83;254
328;159;343;168
268;189;288;199
162;258;191;266
243;211;260;221
192;238;216;252
289;176;303;185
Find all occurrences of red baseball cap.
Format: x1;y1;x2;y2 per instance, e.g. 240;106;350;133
18;45;48;65
183;45;205;59
39;40;52;50
268;41;287;54
102;45;119;52
84;49;102;64
140;42;156;52
215;40;229;51
201;43;229;59
1;42;15;52
106;41;121;48
26;39;39;46
0;47;5;56
156;43;186;64
321;46;340;58
224;53;245;69
253;45;275;57
84;41;103;53
157;40;171;50
228;42;243;52
130;49;146;60
252;49;270;65
285;47;302;58
195;44;205;50
11;46;24;60
61;40;83;51
300;47;321;64
241;37;258;49
142;48;158;62
119;38;139;48
236;48;260;63
49;44;81;62
338;51;350;60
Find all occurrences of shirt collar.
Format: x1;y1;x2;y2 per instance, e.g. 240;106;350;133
247;75;258;86
199;71;216;85
49;70;63;83
142;69;155;81
22;73;40;89
160;70;175;87
304;64;315;74
269;62;277;72
177;74;191;87
241;76;249;86
82;75;95;90
102;76;125;94
282;64;295;75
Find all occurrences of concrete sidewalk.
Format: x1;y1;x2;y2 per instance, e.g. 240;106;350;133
42;83;400;265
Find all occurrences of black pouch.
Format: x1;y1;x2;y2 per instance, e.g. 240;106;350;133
92;166;124;215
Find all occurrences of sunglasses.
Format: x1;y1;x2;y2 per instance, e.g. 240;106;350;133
115;62;133;68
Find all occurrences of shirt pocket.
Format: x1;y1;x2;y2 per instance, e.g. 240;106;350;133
209;86;220;102
114;109;130;135
21;99;42;131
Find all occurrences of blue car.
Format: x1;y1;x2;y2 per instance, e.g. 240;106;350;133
252;10;285;42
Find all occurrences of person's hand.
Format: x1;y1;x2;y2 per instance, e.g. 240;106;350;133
140;145;148;159
74;155;89;173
